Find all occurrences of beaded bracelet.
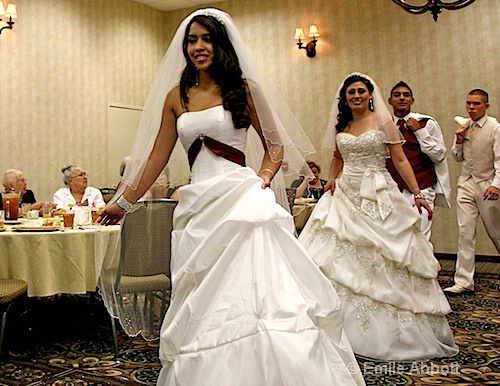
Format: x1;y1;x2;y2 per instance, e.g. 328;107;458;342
117;195;134;213
414;193;425;200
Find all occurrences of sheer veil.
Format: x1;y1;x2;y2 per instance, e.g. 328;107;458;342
116;8;315;208
96;8;316;340
322;72;403;153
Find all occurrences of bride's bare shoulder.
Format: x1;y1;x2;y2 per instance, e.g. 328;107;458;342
165;86;184;117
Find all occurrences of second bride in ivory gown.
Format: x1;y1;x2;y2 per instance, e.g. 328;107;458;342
99;9;364;386
299;73;459;361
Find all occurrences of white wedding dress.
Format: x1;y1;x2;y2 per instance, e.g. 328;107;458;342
299;130;459;361
156;106;365;385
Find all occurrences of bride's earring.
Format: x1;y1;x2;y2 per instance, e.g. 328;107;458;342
369;98;374;112
195;68;199;86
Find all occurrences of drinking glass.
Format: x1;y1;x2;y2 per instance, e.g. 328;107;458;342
21;203;32;218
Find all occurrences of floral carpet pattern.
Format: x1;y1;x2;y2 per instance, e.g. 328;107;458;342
0;272;498;385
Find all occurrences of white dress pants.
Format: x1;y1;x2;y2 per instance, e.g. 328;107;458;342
455;176;500;289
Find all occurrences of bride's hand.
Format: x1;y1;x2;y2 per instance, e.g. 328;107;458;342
98;203;125;225
260;174;272;189
415;197;433;220
324;179;336;195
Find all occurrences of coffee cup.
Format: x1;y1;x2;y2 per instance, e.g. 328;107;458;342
28;210;40;219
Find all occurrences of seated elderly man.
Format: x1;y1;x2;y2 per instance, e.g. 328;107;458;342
0;169;52;211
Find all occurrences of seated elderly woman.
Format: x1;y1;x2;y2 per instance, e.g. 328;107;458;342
53;165;105;211
290;161;327;200
0;169;52;211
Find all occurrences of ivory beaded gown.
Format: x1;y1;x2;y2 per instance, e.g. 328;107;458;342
156;106;365;385
299;129;459;361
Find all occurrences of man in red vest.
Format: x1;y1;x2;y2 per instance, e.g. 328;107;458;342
386;81;451;240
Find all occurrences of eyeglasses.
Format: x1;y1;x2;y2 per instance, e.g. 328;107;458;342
71;172;88;178
17;178;28;183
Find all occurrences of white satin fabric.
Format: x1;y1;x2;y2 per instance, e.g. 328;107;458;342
300;130;459;361
157;106;365;385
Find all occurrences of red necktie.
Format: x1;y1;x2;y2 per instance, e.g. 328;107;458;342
397;119;406;132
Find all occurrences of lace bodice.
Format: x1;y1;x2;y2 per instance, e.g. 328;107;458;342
336;130;394;221
336;130;387;170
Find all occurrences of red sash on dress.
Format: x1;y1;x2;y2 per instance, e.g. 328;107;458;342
188;134;246;170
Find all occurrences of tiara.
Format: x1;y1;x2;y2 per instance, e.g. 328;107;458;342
196;9;225;25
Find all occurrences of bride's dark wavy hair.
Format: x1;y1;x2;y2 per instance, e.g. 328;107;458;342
336;74;374;132
180;15;251;129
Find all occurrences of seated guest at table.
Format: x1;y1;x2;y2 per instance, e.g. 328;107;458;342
53;165;105;210
291;161;327;200
1;168;53;211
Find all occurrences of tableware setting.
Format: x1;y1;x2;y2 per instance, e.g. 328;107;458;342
294;197;317;205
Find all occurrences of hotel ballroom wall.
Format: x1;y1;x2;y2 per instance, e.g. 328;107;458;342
0;0;498;254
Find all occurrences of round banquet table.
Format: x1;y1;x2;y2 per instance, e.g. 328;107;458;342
0;220;120;297
293;203;316;233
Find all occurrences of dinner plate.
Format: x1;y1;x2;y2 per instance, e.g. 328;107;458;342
4;220;22;225
12;226;60;232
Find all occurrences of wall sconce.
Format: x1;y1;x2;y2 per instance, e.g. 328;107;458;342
0;1;17;35
294;24;320;58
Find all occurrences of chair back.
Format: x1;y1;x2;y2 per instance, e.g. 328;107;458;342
285;188;296;212
100;188;117;204
119;199;178;279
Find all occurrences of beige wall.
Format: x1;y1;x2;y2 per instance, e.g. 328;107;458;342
1;0;498;254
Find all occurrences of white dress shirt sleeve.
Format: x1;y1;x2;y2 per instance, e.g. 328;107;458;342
414;119;447;163
492;122;500;189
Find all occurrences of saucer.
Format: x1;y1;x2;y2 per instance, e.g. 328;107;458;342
4;220;21;225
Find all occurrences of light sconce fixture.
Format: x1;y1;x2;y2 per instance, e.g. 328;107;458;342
294;24;320;58
392;0;476;22
0;1;17;35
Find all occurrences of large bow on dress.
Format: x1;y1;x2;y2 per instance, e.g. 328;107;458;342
359;167;393;221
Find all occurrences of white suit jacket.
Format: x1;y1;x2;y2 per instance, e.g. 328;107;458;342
397;112;451;208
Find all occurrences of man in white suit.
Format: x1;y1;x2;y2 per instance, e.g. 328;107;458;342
387;81;451;240
445;89;500;294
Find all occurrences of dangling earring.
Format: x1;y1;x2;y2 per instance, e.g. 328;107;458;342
195;68;199;86
369;98;374;112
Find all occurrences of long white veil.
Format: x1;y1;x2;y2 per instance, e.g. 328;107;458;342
96;8;315;341
322;72;403;153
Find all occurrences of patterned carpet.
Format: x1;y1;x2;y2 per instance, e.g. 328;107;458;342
0;271;498;386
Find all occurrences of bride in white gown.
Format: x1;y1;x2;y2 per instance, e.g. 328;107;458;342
299;73;459;361
99;9;364;386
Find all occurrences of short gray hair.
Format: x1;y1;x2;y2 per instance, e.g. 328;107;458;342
61;165;79;186
2;169;22;190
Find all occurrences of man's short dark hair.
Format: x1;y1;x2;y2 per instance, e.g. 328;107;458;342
390;81;413;98
468;89;489;103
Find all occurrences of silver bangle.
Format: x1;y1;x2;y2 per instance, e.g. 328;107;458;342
117;195;134;213
414;193;425;200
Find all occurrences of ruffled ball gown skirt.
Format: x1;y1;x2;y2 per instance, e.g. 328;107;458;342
157;106;365;385
299;130;458;361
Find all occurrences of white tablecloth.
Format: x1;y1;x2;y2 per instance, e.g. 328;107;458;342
0;222;120;297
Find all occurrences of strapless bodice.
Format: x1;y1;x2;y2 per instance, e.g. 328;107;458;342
177;105;248;183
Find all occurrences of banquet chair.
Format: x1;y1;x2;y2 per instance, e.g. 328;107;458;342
111;198;178;358
99;187;117;204
0;279;28;357
286;188;297;212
